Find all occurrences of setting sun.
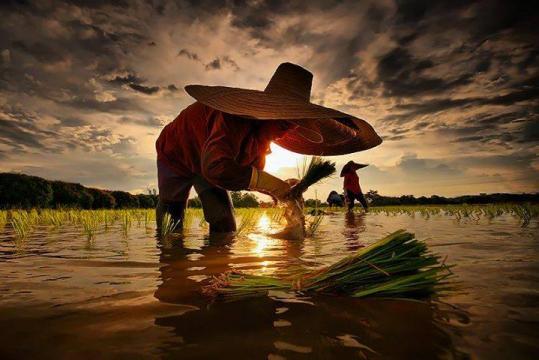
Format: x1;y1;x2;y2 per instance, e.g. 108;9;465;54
264;143;305;174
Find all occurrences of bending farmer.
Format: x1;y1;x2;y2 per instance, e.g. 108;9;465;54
156;63;383;234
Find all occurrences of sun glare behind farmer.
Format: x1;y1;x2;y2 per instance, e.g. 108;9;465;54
264;144;304;173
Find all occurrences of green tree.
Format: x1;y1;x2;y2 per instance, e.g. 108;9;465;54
51;181;94;209
0;173;53;208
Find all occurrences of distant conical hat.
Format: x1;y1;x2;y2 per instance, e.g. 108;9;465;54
340;161;368;177
185;62;382;155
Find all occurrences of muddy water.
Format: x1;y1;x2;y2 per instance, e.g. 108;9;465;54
0;212;537;359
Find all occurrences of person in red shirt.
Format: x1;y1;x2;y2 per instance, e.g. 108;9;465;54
340;161;369;212
156;63;382;234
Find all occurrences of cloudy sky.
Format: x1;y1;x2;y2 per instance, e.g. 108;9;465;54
0;0;537;198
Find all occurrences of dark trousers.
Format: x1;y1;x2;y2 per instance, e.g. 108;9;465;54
156;160;236;233
346;190;368;211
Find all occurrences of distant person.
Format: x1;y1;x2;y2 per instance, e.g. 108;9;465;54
326;190;344;207
340;161;369;212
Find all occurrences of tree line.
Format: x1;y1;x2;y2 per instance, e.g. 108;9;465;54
0;172;262;209
363;190;538;206
0;173;158;209
1;173;536;209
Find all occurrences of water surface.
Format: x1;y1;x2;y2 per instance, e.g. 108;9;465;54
0;211;537;359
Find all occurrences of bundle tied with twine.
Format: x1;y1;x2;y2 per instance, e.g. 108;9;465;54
202;230;452;301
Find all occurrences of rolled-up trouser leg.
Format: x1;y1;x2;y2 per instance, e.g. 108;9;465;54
357;191;369;211
346;190;355;211
156;159;191;232
197;187;236;233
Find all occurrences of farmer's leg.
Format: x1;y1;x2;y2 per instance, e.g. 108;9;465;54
193;176;236;233
356;191;369;212
156;160;191;231
346;190;355;211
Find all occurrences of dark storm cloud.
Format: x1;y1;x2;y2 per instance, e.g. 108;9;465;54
178;48;201;62
128;83;159;95
205;56;240;71
376;47;473;97
107;72;178;95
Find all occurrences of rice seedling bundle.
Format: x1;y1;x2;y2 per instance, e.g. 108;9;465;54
202;230;451;301
289;157;336;199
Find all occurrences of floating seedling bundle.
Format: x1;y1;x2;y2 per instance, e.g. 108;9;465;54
202;230;452;301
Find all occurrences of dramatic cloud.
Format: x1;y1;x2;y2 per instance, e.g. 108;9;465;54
0;0;537;195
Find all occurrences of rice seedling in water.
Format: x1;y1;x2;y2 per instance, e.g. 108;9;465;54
202;230;451;301
267;208;285;226
80;214;100;240
0;210;7;230
143;209;154;229
120;211;132;236
11;210;33;239
305;213;324;237
236;209;260;235
369;204;538;227
159;212;181;238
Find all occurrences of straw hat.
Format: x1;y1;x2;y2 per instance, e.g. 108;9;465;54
340;161;368;177
185;62;382;155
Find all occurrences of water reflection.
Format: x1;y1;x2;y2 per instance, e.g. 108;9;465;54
1;213;536;358
151;218;470;359
343;212;367;251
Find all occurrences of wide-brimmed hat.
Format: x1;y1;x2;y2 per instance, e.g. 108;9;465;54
340;161;368;177
185;62;382;155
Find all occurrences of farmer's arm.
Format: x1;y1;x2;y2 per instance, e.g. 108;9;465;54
201;114;252;190
201;113;291;200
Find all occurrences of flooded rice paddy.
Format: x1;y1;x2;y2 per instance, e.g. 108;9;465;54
0;207;537;359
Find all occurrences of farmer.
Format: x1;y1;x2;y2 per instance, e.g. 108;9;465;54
156;62;382;233
341;161;369;212
326;190;344;207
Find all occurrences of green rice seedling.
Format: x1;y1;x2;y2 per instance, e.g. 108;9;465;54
198;215;208;229
41;209;65;228
183;209;195;233
236;209;260;235
267;207;285;226
120;211;132;236
512;203;534;227
143;209;154;229
160;212;180;238
305;213;324;237
11;210;33;239
203;230;451;301
80;213;100;240
0;210;7;230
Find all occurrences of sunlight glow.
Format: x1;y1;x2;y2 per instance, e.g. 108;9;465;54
264;143;305;174
248;233;271;257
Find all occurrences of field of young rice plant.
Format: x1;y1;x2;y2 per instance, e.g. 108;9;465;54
0;202;538;358
0;203;536;242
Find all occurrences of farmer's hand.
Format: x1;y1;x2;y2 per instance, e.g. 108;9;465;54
248;168;291;202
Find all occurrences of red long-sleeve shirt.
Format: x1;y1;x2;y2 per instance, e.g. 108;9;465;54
343;171;362;194
156;102;271;190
